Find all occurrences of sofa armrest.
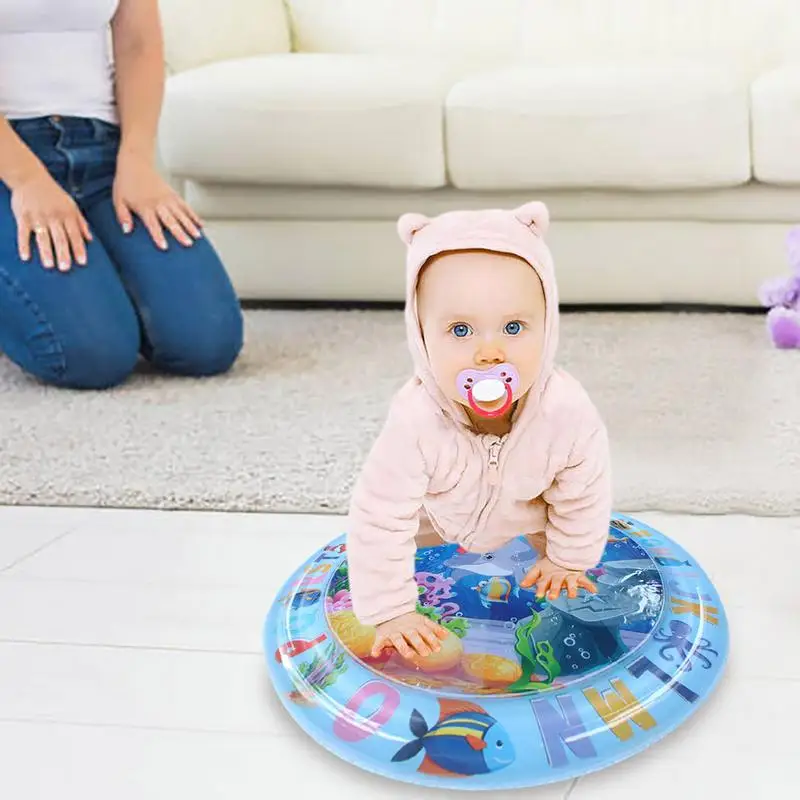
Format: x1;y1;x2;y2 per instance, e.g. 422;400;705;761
158;0;291;73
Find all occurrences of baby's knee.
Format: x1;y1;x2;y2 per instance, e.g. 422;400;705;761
415;530;445;549
525;531;547;556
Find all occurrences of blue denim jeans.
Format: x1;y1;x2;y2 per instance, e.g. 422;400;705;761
0;115;243;389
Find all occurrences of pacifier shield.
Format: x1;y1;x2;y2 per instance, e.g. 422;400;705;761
457;363;520;418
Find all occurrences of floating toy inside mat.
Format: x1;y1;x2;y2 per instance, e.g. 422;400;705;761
264;513;728;790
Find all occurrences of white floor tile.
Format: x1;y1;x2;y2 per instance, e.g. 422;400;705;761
5;510;344;586
724;604;798;681
0;642;287;734
0;721;570;800
0;505;81;571
571;673;797;798
0;579;272;653
0;505;98;527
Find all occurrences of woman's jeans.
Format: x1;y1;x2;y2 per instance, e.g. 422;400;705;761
0;115;243;389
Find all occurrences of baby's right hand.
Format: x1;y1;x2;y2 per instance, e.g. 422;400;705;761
372;612;449;659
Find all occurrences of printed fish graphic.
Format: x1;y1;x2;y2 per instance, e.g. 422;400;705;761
391;698;516;777
473;576;514;606
445;550;513;579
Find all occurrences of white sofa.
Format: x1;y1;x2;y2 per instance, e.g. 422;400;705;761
156;0;800;306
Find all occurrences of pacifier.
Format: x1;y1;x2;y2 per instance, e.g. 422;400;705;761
456;363;520;418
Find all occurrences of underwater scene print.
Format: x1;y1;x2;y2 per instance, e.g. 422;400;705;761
325;524;664;696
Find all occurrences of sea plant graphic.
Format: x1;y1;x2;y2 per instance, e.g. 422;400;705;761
415;580;470;638
507;611;561;692
288;641;348;704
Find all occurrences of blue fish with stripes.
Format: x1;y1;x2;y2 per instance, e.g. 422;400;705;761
391;699;515;777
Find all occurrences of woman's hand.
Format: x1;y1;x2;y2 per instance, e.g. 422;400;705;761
521;557;598;600
113;152;203;249
11;168;93;271
371;611;449;659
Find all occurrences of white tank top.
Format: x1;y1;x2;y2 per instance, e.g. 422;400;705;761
0;0;119;123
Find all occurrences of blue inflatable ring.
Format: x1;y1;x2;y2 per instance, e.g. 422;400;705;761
264;514;729;789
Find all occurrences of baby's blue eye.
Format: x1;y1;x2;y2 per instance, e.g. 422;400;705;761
504;321;523;335
452;323;472;338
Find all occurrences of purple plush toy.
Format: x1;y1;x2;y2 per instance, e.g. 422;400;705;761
759;227;800;349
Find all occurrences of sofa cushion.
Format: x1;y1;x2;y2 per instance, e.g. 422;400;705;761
283;1;789;82
159;0;291;73
445;65;751;190
517;0;787;81
752;67;800;185
159;54;454;189
285;0;436;54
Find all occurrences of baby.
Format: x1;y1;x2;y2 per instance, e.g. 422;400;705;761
346;201;612;662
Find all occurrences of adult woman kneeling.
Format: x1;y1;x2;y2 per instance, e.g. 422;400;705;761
0;0;244;389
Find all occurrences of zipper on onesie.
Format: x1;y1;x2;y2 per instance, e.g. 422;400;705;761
486;436;505;486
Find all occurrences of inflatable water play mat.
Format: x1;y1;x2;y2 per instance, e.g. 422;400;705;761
264;514;728;789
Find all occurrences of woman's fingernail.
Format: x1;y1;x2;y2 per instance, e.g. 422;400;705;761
59;262;70;271
122;223;131;233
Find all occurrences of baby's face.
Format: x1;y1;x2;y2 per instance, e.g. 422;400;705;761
417;250;546;421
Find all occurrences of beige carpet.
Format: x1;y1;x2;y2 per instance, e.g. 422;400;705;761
0;310;797;516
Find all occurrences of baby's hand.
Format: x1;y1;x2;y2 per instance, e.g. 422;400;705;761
371;612;449;659
521;557;597;600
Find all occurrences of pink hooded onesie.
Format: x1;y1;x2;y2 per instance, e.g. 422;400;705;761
346;201;613;627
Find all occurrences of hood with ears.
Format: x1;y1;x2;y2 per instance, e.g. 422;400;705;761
397;201;560;428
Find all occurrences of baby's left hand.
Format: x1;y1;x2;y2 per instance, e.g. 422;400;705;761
521;557;597;600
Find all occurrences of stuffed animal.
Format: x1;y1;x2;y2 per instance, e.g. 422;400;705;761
758;227;800;349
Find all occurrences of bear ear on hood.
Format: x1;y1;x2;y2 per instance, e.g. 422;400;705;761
397;212;431;245
513;201;550;236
